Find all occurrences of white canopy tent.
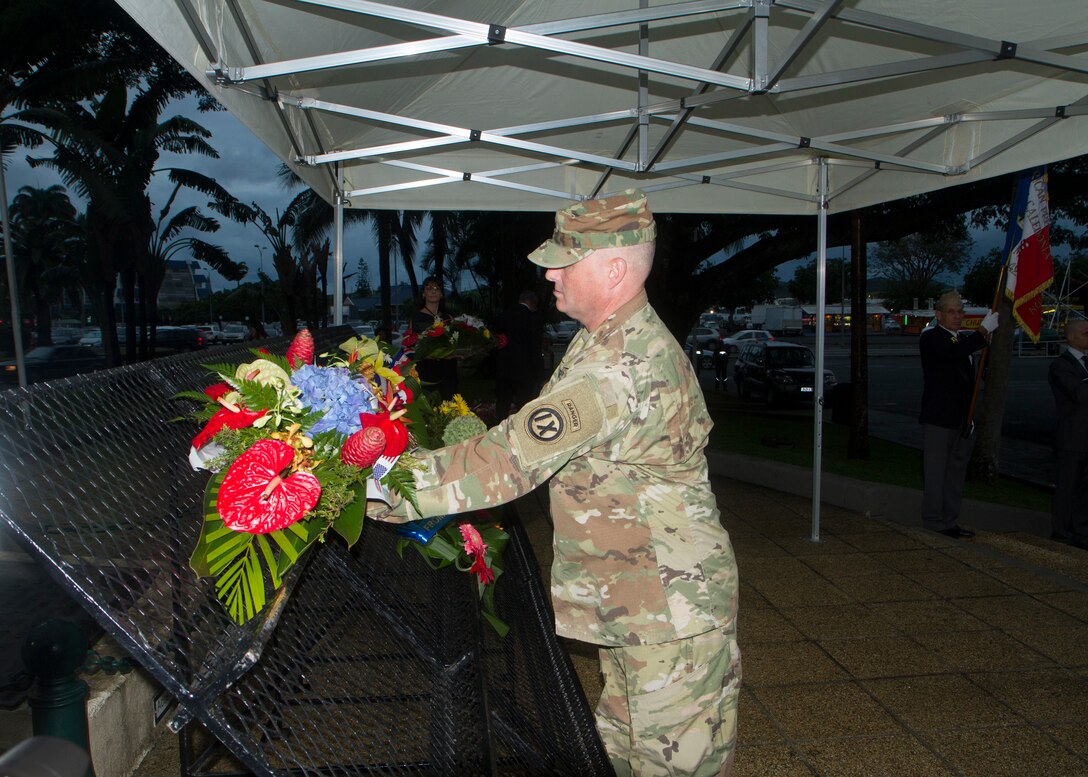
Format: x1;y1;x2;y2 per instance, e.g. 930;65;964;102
109;0;1088;536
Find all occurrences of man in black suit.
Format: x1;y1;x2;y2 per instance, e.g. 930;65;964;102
919;290;999;538
495;290;545;420
1048;318;1088;548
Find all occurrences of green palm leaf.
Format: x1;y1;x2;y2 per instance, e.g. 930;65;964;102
331;482;367;546
191;470;322;624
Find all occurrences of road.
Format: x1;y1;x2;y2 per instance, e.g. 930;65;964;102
690;332;1061;488
818;334;1058;448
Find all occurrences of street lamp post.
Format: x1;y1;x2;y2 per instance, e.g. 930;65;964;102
254;245;266;325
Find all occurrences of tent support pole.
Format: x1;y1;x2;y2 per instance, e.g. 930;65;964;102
334;163;345;326
810;158;828;542
1;158;27;387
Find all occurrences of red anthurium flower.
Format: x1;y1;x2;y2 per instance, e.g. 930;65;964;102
204;382;231;401
427;325;446;337
192;406;267;449
401;331;419;348
358;411;410;458
217;439;321;534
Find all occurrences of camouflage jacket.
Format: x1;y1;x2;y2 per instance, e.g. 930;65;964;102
377;291;738;646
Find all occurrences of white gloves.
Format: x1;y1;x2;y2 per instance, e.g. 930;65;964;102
980;310;1000;333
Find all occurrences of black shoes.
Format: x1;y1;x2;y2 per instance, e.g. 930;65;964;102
936;526;976;539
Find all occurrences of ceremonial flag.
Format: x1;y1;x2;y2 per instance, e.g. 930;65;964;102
1002;167;1054;342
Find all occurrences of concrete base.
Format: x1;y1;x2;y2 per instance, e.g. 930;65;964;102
1;633;166;777
84;640;166;777
706;450;1051;536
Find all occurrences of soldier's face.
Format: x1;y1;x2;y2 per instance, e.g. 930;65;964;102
545;254;605;326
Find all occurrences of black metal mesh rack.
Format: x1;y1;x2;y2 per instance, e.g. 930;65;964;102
0;330;612;776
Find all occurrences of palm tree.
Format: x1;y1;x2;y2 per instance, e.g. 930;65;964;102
7;184;80;344
275;166;413;333
212;190;322;337
432;211;552;319
21;74;216;364
143;169;246;355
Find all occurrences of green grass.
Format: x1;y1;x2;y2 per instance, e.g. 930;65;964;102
703;390;1052;513
456;369;1052;514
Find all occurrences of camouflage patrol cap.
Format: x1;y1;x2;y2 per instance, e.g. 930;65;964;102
528;189;656;268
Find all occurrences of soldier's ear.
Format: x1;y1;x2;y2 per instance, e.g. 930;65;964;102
606;255;627;288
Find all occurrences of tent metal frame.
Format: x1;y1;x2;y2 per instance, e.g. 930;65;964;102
196;0;1088;208
103;0;1088;540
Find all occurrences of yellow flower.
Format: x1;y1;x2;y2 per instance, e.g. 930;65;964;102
452;394;470;416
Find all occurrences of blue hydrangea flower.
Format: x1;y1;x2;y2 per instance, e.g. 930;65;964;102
291;365;377;436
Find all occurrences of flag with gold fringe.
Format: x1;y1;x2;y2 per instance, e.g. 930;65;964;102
1002;167;1054;342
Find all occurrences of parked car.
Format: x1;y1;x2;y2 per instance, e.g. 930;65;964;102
684;327;722;369
733;341;836;406
50;326;86;345
1013;326;1060;345
720;329;775;356
1;345;105;385
219;323;249;343
546;321;580;345
351;323;376;339
78;327;127;349
194;325;221;344
882;318;903;332
155;326;206;353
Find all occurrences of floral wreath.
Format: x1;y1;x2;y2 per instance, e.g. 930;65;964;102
179;330;507;633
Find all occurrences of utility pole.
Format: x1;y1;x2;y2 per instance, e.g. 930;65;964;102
254;245;266;324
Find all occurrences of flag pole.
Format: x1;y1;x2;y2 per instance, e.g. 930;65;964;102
962;265;1006;436
963;171;1023;436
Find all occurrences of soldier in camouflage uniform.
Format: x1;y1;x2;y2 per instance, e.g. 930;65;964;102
372;189;740;776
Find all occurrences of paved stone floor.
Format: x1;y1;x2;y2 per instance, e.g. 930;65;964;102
718;478;1088;777
120;472;1088;776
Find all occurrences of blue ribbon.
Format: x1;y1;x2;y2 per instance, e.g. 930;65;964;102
396;514;455;544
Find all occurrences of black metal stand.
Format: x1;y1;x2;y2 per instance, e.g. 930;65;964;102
0;330;612;776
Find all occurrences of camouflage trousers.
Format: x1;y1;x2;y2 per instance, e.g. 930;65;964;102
595;624;741;777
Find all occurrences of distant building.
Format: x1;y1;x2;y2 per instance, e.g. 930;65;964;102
350;282;417;317
159;260;211;308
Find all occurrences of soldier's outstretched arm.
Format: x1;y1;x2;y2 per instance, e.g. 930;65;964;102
371;363;630;523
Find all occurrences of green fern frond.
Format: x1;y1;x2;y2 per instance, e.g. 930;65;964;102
234;378;283;411
382;465;419;514
202;361;243;378
172;389;217;405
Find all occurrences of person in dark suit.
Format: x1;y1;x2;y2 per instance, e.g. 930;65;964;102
494;290;545;420
919;290;999;538
1048;318;1088;548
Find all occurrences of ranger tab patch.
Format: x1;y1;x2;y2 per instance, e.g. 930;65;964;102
513;379;604;466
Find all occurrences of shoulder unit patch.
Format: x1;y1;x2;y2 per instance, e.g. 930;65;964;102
512;379;605;466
